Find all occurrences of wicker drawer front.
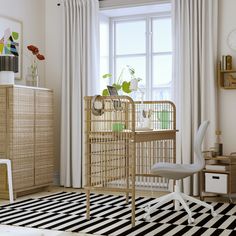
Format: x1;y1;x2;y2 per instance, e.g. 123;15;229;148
0;86;54;196
9;88;34;115
35;90;54;186
11;153;34;171
35;166;54;185
35;151;54;167
0;165;7;191
35;128;54;166
35;127;54;142
13;169;34;190
8;86;34;162
8;88;35;180
0;88;7;154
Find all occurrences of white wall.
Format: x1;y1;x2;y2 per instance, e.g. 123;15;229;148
0;0;45;86
218;0;236;154
45;0;62;184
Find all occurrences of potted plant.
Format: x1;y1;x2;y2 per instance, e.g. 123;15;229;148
102;65;141;96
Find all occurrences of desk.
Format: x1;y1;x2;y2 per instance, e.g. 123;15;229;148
84;96;177;226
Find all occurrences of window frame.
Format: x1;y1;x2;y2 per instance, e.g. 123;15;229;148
109;11;172;100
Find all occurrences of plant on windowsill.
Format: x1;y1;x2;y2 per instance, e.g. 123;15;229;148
102;65;141;96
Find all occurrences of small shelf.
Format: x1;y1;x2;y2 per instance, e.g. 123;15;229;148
221;86;236;90
220;69;236;73
218;62;236;89
200;155;236;202
205;155;236;162
202;169;230;174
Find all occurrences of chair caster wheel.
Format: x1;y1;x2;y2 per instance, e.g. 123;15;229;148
144;205;150;213
188;217;194;224
211;211;217;217
143;213;151;221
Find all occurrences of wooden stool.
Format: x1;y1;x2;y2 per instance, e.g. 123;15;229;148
0;159;14;203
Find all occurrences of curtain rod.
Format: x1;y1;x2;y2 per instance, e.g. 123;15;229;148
57;0;103;6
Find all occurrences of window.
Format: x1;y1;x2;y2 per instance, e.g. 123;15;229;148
100;4;172;100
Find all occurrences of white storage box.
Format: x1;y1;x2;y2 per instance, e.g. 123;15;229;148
205;173;228;194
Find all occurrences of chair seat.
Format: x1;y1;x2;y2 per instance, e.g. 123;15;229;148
151;162;200;180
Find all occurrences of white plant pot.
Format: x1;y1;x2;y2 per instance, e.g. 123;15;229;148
0;71;14;84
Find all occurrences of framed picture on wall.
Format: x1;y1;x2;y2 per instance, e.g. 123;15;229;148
0;15;23;80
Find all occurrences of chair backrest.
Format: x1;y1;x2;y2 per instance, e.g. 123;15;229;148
194;120;210;170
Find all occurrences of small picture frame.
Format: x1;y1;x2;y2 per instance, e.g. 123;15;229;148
0;15;23;80
107;85;122;110
107;85;119;96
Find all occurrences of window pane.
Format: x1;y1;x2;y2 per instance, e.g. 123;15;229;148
116;21;146;55
100;15;110;93
152;87;171;100
116;56;146;86
153;18;172;52
100;57;109;92
153;54;172;86
100;16;109;57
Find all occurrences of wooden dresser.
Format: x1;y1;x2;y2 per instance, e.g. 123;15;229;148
0;85;54;198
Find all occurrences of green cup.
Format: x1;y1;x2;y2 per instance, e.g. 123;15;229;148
158;110;170;129
112;123;125;132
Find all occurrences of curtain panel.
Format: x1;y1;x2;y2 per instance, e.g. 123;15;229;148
60;0;99;188
172;0;218;195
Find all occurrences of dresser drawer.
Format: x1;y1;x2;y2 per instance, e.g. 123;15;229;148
205;173;228;194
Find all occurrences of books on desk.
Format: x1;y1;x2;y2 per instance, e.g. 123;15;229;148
205;164;229;171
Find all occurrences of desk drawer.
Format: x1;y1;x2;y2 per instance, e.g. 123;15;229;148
205;173;228;194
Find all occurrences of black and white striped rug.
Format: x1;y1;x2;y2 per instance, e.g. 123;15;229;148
1;192;236;235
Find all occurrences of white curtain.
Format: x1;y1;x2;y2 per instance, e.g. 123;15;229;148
60;0;99;187
172;0;218;195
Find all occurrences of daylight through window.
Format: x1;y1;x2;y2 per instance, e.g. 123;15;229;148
100;4;172;100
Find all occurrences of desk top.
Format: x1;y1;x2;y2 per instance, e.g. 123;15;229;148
134;129;178;142
89;129;178;134
89;129;178;143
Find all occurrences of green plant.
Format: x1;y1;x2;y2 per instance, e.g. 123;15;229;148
102;65;141;96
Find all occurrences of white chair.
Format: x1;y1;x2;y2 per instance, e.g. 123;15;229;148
144;121;217;224
0;159;14;203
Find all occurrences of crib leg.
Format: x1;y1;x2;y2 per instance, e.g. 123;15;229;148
86;190;90;220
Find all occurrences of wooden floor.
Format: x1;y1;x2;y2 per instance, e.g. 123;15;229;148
0;185;234;236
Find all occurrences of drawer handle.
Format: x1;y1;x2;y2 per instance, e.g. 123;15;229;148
212;176;220;179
